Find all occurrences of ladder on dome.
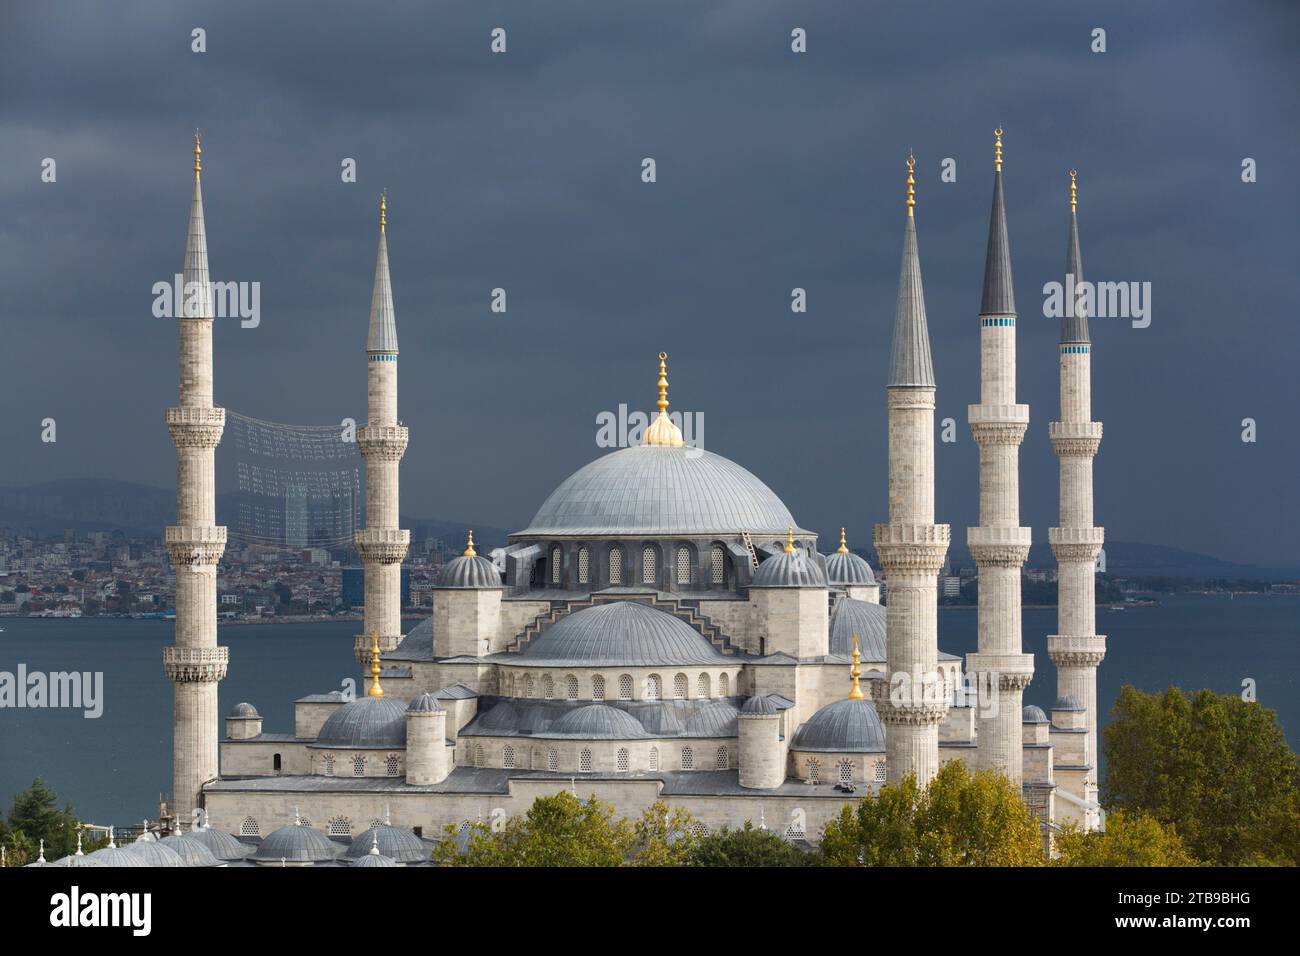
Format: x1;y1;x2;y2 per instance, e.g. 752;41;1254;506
739;531;760;571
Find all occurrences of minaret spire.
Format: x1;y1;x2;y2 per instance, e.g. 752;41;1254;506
967;126;1033;787
873;151;950;786
1062;170;1090;344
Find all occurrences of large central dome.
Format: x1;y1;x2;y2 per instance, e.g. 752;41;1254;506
516;445;803;537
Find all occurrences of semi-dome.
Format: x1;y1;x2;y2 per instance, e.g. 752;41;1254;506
343;825;427;864
751;537;826;588
252;823;341;863
1022;704;1049;724
438;554;502;588
189;826;254;861
519;601;727;666
683;701;740;736
312;696;408;749
407;692;444;713
791;698;886;752
227;702;260;718
549;704;650;739
516;445;806;537
158;833;222;867
824;551;876;586
829;598;886;659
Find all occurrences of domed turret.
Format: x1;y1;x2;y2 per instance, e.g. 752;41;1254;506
824;529;880;603
437;532;502;588
406;693;449;786
750;531;827;588
738;695;784;790
226;701;263;740
432;532;504;657
750;530;830;659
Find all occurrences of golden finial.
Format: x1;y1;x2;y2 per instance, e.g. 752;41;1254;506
643;352;685;447
906;151;916;216
367;631;384;697
193;130;202;181
848;634;865;700
784;528;796;554
380;192;387;233
994;127;1003;172
1069;169;1078;214
837;528;849;554
464;530;477;558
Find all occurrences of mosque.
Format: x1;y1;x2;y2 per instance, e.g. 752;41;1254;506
67;129;1108;864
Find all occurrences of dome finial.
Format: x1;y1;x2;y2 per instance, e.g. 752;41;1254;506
643;352;685;446
837;527;849;554
193;129;202;181
906;151;916;216
848;634;865;700
1069;168;1078;214
367;630;385;697
293;806;301;826
464;529;477;558
784;528;796;554
370;833;381;856
380;191;386;234
994;127;1003;172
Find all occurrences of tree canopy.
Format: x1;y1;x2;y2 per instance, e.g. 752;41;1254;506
1054;809;1198;866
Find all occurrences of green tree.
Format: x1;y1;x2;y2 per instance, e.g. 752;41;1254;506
1104;685;1300;865
6;778;81;859
820;761;1044;866
632;801;697;866
1054;809;1198;866
433;791;635;866
689;821;811;866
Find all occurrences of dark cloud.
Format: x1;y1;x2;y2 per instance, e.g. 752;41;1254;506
1;0;1297;563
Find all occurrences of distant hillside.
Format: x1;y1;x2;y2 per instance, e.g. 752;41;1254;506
939;540;1297;582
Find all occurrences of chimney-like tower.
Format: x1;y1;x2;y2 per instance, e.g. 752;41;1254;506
1048;170;1105;817
966;128;1034;786
872;154;951;786
354;194;410;664
164;133;229;823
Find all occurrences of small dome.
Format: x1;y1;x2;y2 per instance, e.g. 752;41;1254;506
549;704;650;739
438;554;502;589
48;854;107;867
252;824;340;863
1053;695;1085;712
824;550;876;586
352;850;398;867
740;695;780;716
751;549;826;588
343;826;427;864
188;827;254;861
312;696;408;749
829;598;886;659
407;692;444;714
84;847;149;867
792;698;886;752
118;841;186;867
1022;705;1049;724
521;601;726;666
158;834;223;867
683;701;740;736
227;702;260;719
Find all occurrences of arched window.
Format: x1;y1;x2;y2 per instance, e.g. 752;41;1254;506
649;747;660;771
617;748;630;772
642;546;657;584
838;760;853;785
592;675;606;700
608;547;623;585
272;753;282;772
690;822;710;839
805;757;820;784
681;747;694;770
646;674;661;700
524;674;535;698
547;749;559;771
874;761;887;782
716;745;729;770
328;816;351;837
580;748;593;772
676;546;691;585
565;674;579;700
503;745;516;769
618;674;633;700
322;754;334;776
673;673;688;699
386;754;400;776
578;547;590;585
550;546;562;585
785;821;806;841
541;674;554;699
240;817;260;837
368;818;384;830
711;545;725;585
719;673;729;697
474;744;485;767
697;673;711;698
352;755;366;776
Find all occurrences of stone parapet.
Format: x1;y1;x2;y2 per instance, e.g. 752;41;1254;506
1049;420;1102;457
967;526;1031;567
163;645;229;683
355;528;410;563
165;525;227;567
873;523;950;573
1048;526;1104;562
166;406;226;447
357;424;409;460
1047;635;1107;667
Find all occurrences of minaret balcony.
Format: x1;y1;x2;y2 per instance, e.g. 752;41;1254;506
357;424;409;460
1049;421;1102;457
1047;635;1107;667
1048;526;1104;563
163;645;229;683
166;406;226;448
165;525;227;567
967;403;1029;425
872;523;950;573
355;528;410;563
967;526;1031;567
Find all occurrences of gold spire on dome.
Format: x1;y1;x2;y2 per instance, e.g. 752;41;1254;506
367;631;385;697
380;191;387;233
906;151;916;216
194;130;202;181
848;634;865;700
643;352;685;447
784;528;796;554
837;528;849;554
1069;169;1078;214
463;530;477;558
994;127;1003;172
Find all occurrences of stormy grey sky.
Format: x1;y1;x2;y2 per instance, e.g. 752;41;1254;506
1;1;1297;565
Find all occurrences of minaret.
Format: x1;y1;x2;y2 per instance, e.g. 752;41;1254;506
354;193;410;664
872;153;951;786
164;132;228;824
1049;170;1105;810
966;128;1034;786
